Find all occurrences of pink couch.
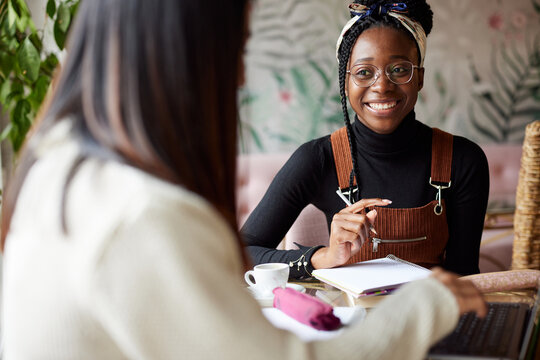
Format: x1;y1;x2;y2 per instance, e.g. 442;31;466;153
236;153;329;250
478;144;522;272
237;144;523;271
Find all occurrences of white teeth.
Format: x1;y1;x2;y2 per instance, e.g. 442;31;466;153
368;101;397;110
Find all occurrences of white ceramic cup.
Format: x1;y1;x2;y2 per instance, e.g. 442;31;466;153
244;263;290;297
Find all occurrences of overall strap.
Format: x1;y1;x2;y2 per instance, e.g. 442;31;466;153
430;128;453;184
331;126;454;191
330;126;356;190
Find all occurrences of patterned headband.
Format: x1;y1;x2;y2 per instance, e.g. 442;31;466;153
336;2;427;67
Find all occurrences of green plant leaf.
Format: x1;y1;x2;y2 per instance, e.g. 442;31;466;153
14;0;31;17
17;37;40;82
0;0;80;153
28;32;43;53
41;53;59;75
7;1;17;28
46;0;56;18
9;123;21;151
0;80;11;106
0;16;13;37
53;20;67;49
15;13;27;32
11;99;32;151
5;81;23;103
11;0;31;32
0;51;15;77
56;3;70;32
0;28;20;51
12;99;31;123
69;1;79;18
27;75;50;110
53;3;71;49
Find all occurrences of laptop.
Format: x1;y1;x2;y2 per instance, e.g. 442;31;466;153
426;287;540;360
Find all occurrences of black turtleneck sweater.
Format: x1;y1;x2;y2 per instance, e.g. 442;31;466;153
241;112;490;279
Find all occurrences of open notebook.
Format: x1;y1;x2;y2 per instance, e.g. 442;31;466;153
312;255;431;298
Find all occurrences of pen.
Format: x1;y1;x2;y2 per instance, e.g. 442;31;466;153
335;189;352;206
360;288;397;297
335;190;378;235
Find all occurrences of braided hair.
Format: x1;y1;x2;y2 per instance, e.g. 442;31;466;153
337;0;433;201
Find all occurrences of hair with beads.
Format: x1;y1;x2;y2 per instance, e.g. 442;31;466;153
337;0;433;199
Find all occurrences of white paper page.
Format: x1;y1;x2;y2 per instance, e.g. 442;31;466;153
312;257;431;296
262;307;366;341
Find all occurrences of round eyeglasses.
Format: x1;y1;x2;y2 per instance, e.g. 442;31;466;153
346;61;421;87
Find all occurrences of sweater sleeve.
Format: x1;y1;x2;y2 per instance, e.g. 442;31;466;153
86;190;459;360
87;193;303;359
241;140;329;279
318;277;459;360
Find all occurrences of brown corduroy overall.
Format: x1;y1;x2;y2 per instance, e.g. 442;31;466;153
330;127;453;268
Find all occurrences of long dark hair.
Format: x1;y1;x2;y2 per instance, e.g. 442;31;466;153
1;0;248;262
337;0;433;199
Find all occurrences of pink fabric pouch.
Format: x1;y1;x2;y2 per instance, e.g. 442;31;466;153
272;287;341;330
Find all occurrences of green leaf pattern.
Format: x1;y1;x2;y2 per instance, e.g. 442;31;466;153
240;0;539;152
0;0;537;155
0;0;79;153
17;37;40;82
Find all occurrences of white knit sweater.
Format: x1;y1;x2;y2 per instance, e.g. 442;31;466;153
2;121;459;359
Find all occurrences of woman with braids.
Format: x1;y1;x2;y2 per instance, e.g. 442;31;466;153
242;0;489;279
1;0;486;358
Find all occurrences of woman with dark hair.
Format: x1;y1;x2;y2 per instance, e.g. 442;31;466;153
1;0;485;358
242;0;489;279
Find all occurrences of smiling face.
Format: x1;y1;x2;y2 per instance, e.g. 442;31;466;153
346;26;424;134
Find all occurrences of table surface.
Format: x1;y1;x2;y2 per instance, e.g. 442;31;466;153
286;278;540;358
290;277;538;307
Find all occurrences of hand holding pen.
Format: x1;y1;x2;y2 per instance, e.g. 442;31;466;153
311;196;392;270
335;190;379;235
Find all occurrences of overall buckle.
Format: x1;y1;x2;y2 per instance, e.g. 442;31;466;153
429;178;451;215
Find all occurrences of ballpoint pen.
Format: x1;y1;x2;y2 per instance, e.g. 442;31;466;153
335;189;378;235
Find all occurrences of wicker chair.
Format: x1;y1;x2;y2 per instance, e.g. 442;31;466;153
512;120;540;270
464;121;540;297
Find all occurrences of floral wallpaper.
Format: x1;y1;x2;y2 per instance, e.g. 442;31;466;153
239;0;540;153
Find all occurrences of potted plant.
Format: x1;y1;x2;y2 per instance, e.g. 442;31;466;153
0;0;78;167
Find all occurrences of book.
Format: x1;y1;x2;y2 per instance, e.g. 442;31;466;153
312;255;432;299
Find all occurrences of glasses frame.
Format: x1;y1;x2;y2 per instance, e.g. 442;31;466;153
346;60;421;88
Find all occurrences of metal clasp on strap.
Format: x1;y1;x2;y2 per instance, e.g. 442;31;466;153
429;177;451;215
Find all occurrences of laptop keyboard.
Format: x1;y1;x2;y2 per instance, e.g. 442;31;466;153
429;303;524;357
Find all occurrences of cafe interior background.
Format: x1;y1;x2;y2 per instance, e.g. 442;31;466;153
240;0;539;153
0;0;538;185
0;0;537;277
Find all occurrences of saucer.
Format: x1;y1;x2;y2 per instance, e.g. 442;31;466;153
247;283;306;307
